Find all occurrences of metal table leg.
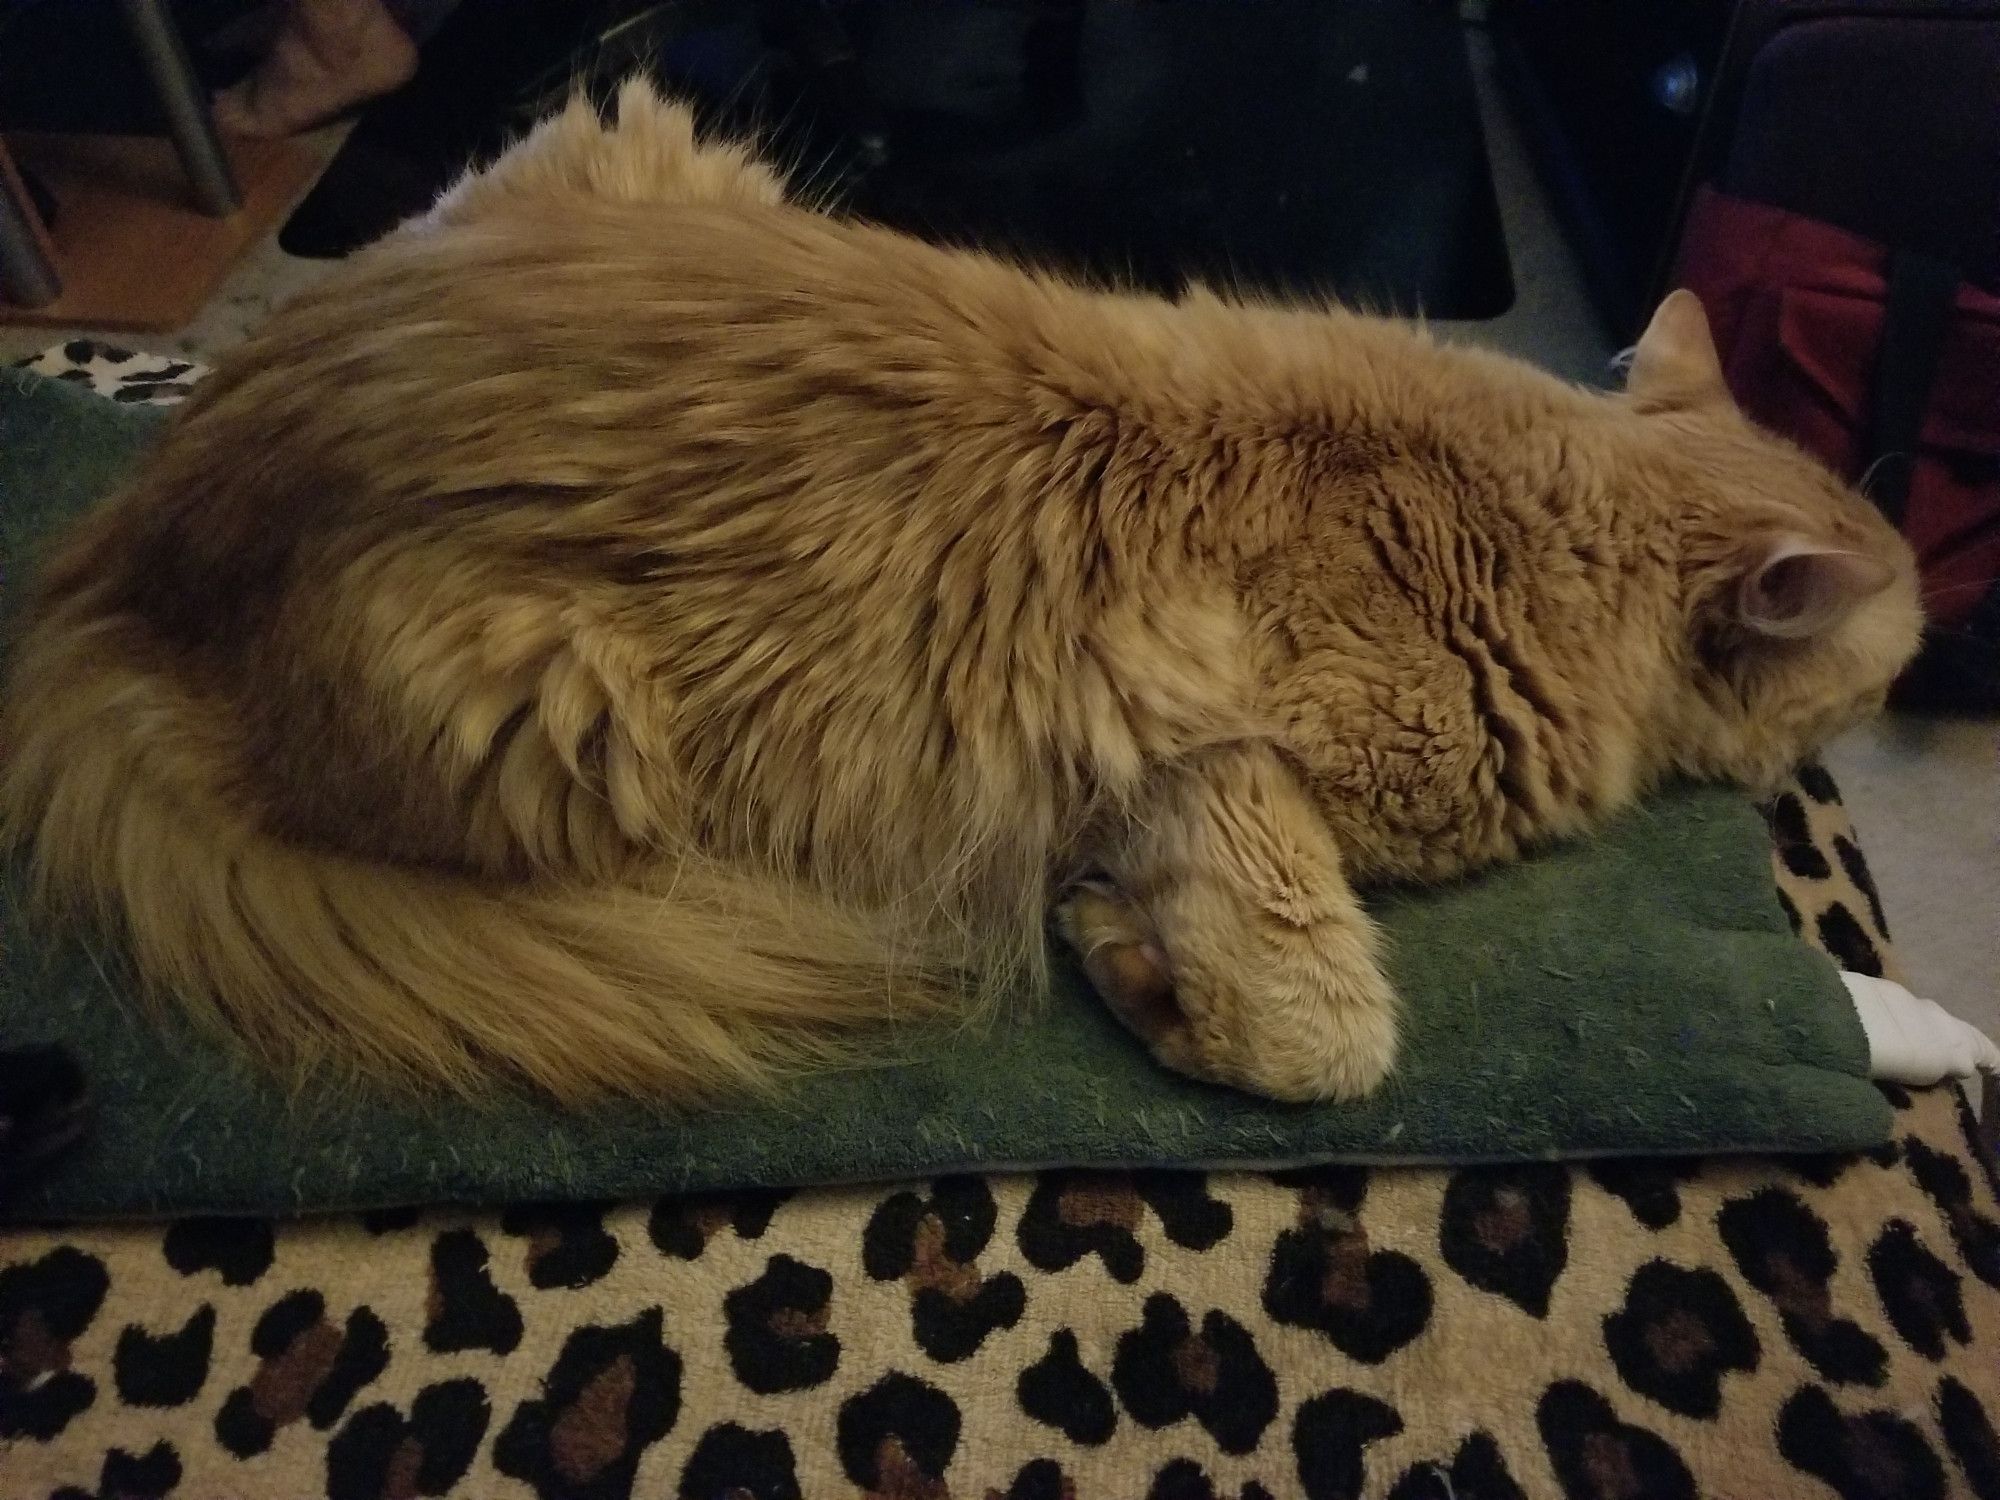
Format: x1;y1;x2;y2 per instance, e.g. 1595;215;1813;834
0;153;60;308
116;0;241;217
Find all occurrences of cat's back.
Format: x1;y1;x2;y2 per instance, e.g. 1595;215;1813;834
48;194;1119;647
170;194;1133;495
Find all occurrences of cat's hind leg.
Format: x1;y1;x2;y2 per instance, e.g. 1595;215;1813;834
1055;743;1398;1103
423;76;786;227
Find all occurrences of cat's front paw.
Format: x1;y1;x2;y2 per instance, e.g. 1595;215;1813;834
1205;945;1399;1104
1054;880;1399;1104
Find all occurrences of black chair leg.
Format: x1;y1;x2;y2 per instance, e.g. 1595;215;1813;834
117;0;242;217
0;153;60;308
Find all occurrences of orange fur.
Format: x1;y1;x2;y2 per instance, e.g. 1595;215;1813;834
0;82;1922;1105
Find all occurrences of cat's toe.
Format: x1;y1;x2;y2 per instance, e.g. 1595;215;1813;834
1055;882;1184;1044
1201;956;1402;1105
1242;984;1399;1104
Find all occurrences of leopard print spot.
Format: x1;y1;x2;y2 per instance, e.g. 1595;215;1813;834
863;1179;1025;1362
1954;1092;2000;1200
1777;1384;1947;1500
1831;834;1889;937
1867;1220;1968;1360
1537;1380;1693;1500
1019;1173;1147;1282
162;1218;273;1286
649;1190;789;1261
864;1179;1000;1279
1385;1432;1527;1500
1938;1376;2000;1500
1765;791;1832;880
1263;1183;1430;1362
1144;1457;1274;1500
500;1203;619;1289
214;1291;389;1457
1766;792;1832;880
1018;1171;1229;1284
424;1230;521;1356
1440;1165;1570;1317
494;1308;680;1500
1129;1171;1235;1249
836;1372;959;1496
325;1378;489;1500
1601;1260;1757;1418
1293;1388;1402;1500
1775;886;1804;936
1269;1163;1370;1206
112;381;195;403
1904;1135;2000;1288
0;1246;108;1440
1018;1329;1115;1444
49;1441;181;1500
1867;1138;1904;1169
1782;1151;1866;1189
1719;1188;1886;1385
1113;1294;1276;1457
1584;1159;1700;1231
1817;904;1884;977
725;1254;839;1394
1002;1456;1075;1500
1795;762;1842;805
679;1423;800;1500
114;1305;215;1409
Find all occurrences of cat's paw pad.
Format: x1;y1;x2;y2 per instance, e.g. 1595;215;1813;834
1054;881;1184;1046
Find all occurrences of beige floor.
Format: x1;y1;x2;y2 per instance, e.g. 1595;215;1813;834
1826;720;1998;1030
4;38;1994;1041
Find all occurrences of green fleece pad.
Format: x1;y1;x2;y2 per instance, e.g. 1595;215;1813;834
0;370;1890;1218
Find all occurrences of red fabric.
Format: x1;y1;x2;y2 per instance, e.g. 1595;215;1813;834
1672;184;2000;629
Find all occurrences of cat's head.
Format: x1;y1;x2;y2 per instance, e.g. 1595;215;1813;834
1628;292;1924;789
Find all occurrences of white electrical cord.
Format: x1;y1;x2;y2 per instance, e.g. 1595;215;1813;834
1843;972;2000;1084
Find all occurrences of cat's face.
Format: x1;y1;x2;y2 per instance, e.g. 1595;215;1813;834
1632;294;1924;789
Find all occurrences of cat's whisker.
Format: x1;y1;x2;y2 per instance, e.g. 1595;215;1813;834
1853;450;1912;497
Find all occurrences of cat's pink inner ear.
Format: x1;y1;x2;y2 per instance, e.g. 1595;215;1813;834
1627;289;1727;406
1737;537;1897;638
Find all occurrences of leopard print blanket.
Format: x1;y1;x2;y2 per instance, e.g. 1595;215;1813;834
2;353;1996;1500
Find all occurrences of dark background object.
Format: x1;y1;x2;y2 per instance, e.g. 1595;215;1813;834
279;0;1514;318
1666;1;2000;712
1494;0;2000;340
789;0;1514;315
1489;0;1734;340
0;1045;90;1199
275;0;612;256
1693;3;2000;294
0;0;255;134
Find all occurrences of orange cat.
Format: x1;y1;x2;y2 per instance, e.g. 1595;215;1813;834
0;82;1922;1107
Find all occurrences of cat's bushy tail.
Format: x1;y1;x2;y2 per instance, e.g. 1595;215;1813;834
1;608;954;1105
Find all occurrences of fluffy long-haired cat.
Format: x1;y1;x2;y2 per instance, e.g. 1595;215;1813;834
0;82;1922;1107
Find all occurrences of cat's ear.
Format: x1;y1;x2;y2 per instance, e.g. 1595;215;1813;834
1731;535;1897;638
1627;290;1727;407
